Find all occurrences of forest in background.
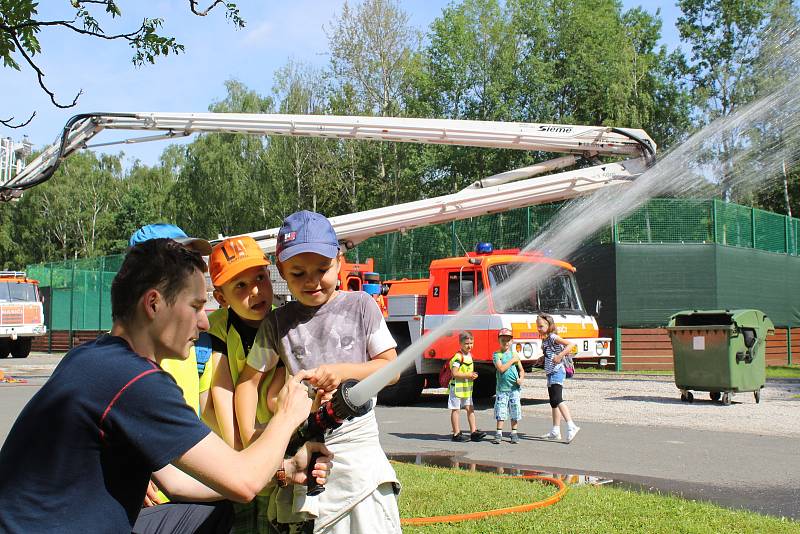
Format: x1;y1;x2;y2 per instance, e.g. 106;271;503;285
1;0;798;268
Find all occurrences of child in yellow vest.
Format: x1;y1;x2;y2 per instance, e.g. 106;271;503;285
206;235;284;449
448;331;486;442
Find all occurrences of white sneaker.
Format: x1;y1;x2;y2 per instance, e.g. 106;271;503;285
541;430;561;440
566;426;580;442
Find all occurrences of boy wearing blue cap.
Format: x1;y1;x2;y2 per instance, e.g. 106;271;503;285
238;210;402;534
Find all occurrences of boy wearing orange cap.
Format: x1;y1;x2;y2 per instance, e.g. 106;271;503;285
206;236;284;451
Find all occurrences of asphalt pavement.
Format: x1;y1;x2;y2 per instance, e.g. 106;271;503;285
1;353;798;521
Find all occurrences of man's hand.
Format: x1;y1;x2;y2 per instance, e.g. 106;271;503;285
285;442;334;486
470;372;479;380
275;371;315;428
143;480;163;507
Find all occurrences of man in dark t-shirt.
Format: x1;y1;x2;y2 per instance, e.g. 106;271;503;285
0;239;330;533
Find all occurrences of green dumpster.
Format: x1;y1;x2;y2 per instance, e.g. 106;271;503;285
666;309;774;405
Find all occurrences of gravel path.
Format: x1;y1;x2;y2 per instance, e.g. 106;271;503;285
516;373;800;437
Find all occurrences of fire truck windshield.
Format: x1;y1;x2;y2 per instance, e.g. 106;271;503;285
0;282;38;303
488;264;584;314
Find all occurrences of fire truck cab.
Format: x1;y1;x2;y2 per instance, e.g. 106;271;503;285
0;271;46;358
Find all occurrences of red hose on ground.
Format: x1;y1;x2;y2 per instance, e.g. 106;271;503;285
401;474;567;526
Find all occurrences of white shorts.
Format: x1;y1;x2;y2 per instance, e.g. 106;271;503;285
448;386;473;410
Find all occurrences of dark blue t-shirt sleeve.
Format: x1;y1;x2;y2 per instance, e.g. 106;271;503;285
105;370;211;471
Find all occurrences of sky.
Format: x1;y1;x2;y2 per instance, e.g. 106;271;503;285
4;1;683;169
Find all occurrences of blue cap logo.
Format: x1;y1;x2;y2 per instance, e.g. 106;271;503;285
276;211;339;262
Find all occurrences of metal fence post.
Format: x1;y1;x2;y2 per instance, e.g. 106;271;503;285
98;256;105;331
788;327;793;366
751;207;757;249
68;260;75;349
611;217;618;243
785;215;790;255
47;264;53;353
712;199;718;244
614;326;623;371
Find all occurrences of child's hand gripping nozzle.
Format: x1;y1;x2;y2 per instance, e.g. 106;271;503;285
285;379;373;495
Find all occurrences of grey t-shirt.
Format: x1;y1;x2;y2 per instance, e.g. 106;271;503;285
247;291;396;374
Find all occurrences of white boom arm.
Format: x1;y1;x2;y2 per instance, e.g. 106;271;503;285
238;155;647;253
3;113;654;196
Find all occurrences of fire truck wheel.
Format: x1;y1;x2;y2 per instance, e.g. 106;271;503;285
10;338;32;359
377;366;424;406
0;339;10;358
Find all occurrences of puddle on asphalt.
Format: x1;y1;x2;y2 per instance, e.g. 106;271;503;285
388;452;614;487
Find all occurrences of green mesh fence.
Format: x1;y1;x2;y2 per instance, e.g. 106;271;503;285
715;201;753;248
27;199;799;332
753;208;789;253
616;198;713;243
27;255;123;333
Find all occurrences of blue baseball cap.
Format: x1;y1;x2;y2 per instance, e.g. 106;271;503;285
129;223;212;255
276;210;339;262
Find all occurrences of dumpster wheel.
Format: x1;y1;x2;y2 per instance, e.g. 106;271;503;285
680;390;694;403
709;391;721;402
754;389;761;403
721;392;731;405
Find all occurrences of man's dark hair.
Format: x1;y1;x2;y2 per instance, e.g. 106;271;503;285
111;238;207;322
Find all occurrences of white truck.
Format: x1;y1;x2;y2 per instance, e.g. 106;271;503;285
0;271;46;358
5;113;655;400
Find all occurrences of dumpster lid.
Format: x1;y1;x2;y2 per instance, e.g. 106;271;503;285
668;309;775;331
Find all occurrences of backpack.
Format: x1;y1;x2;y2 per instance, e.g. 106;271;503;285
563;354;575;378
438;354;461;387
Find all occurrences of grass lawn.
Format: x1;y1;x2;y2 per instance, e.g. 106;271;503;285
394;462;799;533
574;364;800;380
766;365;800;379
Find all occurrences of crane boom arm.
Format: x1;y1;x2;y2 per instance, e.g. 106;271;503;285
3;112;655;195
233;156;647;253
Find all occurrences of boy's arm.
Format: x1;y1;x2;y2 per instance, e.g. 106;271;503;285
174;372;332;503
234;363;264;448
494;354;519;373
265;368;286;415
306;348;398;392
210;352;241;450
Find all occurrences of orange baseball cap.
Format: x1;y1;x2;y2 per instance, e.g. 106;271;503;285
209;236;270;287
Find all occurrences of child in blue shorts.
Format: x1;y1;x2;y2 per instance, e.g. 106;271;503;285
492;328;525;444
535;313;580;442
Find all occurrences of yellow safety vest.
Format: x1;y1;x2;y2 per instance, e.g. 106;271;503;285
450;352;474;399
208;308;276;424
